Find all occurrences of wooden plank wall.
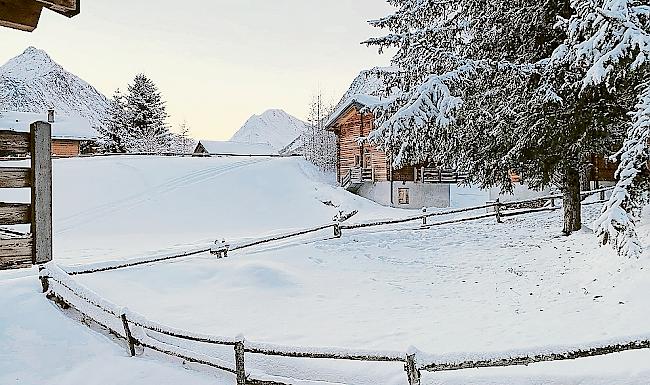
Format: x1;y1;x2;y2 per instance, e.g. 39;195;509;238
334;108;389;183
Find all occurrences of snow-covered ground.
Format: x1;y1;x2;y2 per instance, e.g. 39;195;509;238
1;156;649;385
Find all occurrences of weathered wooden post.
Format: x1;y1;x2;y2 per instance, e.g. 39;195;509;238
599;189;606;201
550;197;555;208
211;240;229;259
495;198;502;223
405;354;421;385
334;222;342;238
38;265;49;293
31;121;52;265
421;207;427;228
234;340;246;385
120;312;136;357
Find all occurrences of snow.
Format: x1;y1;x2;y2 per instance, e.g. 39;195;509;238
230;109;309;152
324;94;383;129
0;110;98;140
1;156;649;384
0;269;231;385
0;47;108;128
196;140;277;155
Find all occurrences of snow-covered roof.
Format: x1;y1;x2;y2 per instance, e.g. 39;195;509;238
324;94;382;130
0;110;98;140
195;140;278;155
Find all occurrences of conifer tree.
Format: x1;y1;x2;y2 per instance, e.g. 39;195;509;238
365;0;648;239
124;74;172;153
99;88;128;153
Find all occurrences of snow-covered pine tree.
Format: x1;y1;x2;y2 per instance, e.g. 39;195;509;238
124;74;172;153
365;1;640;236
98;88;129;153
559;0;650;257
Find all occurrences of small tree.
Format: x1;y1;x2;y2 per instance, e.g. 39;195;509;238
171;120;196;154
302;91;337;172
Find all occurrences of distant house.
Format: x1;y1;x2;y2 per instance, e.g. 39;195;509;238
193;140;277;156
0;110;97;157
325;95;459;208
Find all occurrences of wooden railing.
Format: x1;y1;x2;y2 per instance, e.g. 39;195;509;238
0;122;52;270
419;167;468;184
41;251;650;385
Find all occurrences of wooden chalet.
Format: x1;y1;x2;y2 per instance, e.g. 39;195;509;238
326;96;461;208
0;0;80;32
0;110;97;157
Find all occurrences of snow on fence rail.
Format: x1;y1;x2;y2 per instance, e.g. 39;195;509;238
40;261;650;385
61;187;615;277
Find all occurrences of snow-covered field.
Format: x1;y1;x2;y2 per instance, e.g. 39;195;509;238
2;156;649;385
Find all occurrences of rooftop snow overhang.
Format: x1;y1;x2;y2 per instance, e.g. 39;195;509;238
0;0;80;32
325;95;381;132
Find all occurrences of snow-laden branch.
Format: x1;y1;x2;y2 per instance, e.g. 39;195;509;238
594;83;650;257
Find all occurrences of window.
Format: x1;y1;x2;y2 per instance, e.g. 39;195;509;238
398;188;410;205
354;155;361;167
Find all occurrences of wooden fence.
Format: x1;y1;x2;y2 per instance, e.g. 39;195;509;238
0;122;52;270
59;186;614;277
41;261;650;385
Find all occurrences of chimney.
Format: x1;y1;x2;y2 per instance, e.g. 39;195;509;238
47;109;55;123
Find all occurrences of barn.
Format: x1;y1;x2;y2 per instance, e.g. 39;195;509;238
0;110;97;157
325;95;461;209
194;140;277;156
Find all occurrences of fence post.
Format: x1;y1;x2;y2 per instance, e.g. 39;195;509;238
421;207;427;228
495;198;502;223
599;190;605;201
120;312;136;357
234;340;246;385
30;121;52;265
405;353;421;385
38;265;49;293
334;222;342;238
550;197;555;208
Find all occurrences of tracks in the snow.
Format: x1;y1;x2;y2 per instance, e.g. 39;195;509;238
54;158;268;235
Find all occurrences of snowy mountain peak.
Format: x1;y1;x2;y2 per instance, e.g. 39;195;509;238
0;47;109;128
230;109;309;151
1;47;57;80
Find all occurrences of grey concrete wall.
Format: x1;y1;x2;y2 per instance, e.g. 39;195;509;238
357;181;450;209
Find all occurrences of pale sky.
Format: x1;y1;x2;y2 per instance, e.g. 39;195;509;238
0;0;395;140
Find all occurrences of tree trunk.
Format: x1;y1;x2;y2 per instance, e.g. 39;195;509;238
562;164;582;235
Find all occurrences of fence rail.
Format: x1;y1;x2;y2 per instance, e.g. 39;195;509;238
61;187;615;277
40;261;650;385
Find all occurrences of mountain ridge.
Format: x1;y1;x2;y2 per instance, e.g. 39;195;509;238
230;109;309;151
0;47;109;128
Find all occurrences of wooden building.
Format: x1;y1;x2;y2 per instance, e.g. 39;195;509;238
193;140;277;156
0;0;80;32
326;96;459;208
0;110;97;157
